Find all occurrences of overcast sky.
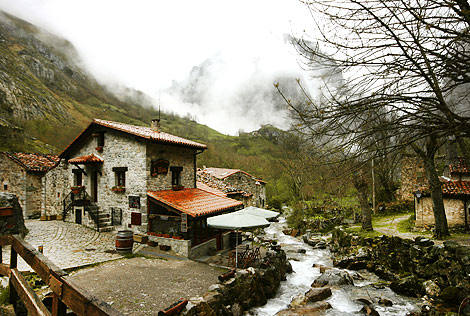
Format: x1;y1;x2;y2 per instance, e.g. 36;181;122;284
0;0;315;134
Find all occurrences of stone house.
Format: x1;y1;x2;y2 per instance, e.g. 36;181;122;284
45;119;243;257
0;152;59;218
415;158;470;229
197;167;266;207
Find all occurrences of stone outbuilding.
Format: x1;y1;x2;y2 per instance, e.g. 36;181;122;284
44;118;243;257
197;167;266;207
0;152;59;218
415;159;470;229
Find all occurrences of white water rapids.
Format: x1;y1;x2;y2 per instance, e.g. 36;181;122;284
250;218;421;315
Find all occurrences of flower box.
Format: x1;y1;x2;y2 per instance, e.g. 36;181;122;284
111;186;126;193
70;186;84;194
161;234;170;238
172;236;183;240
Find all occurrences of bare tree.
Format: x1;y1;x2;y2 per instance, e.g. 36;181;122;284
278;0;470;237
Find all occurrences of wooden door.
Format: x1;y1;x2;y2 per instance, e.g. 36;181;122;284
75;208;82;224
91;170;98;202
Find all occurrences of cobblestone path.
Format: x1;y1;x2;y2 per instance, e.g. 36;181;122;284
2;220;122;271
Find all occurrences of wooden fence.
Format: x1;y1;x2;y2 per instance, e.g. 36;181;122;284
0;234;123;316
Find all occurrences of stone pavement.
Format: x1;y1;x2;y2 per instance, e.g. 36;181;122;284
1;220;122;271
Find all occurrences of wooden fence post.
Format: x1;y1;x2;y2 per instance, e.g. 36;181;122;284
9;247;18;307
52;293;67;316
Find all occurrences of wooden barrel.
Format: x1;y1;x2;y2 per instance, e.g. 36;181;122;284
115;230;134;253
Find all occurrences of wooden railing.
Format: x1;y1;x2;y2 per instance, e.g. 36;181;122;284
0;234;123;316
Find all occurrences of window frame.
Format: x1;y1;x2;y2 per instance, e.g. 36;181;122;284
112;167;128;187
170;166;183;187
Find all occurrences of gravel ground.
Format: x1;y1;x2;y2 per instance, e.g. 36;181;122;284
67;257;226;315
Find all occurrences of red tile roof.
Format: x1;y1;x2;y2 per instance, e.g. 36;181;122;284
196;181;227;197
449;158;470;175
3;152;59;172
93;119;207;149
59;119;207;158
201;167;266;183
441;180;470;196
68;154;103;164
147;188;243;217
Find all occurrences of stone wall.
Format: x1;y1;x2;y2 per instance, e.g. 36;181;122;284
147;235;191;257
0;155;26;214
224;172;266;208
146;143;196;191
61;129;148;234
182;245;291;315
330;228;470;308
398;156;428;201
42;160;69;217
415;197;468;227
25;171;43;218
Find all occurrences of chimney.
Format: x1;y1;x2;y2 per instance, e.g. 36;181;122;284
151;118;160;132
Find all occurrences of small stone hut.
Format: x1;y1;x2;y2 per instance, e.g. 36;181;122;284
415;158;470;228
197;167;266;207
0;152;59;218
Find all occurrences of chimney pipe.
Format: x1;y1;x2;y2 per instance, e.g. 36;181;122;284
151;119;160;132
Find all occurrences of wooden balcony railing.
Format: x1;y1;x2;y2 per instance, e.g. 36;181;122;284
0;234;123;316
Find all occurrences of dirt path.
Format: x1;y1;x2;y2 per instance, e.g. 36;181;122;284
373;214;470;246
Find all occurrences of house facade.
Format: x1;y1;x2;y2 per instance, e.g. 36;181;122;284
45;119;243;256
197;167;267;207
415;158;470;229
0;152;58;218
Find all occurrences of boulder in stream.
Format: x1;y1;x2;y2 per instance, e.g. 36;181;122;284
276;301;332;315
304;287;332;303
311;269;354;287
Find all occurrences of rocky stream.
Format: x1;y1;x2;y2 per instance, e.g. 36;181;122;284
249;218;421;315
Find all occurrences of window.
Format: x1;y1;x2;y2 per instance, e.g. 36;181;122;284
170;166;183;186
72;169;82;186
113;167;128;187
97;132;105;147
117;171;125;186
3;184;7;191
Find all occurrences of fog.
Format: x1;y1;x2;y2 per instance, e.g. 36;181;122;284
0;0;316;134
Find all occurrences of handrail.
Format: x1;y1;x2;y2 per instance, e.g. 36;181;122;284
62;188;101;230
0;235;122;316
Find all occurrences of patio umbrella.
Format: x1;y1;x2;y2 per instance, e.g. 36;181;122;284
207;212;270;268
235;206;279;220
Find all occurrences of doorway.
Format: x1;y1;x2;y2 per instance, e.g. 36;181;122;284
90;170;98;202
75;207;83;224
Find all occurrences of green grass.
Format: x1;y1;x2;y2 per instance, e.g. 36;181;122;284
345;226;383;238
396;215;415;234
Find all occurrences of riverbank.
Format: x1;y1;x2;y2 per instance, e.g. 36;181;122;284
329;227;470;314
251;219;421;315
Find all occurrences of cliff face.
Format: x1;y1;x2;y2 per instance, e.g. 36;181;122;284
0;11;160;153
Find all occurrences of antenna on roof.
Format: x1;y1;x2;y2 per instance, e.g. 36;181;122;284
151;92;162;132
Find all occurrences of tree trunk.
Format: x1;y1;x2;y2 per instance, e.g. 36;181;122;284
353;170;373;231
422;155;449;238
413;138;450;239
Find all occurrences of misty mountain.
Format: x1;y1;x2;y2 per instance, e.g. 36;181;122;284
167;54;310;134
